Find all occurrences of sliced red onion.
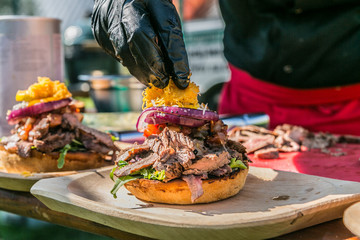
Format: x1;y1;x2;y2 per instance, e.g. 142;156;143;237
146;106;219;121
145;111;206;127
136;106;218;132
7;98;72;125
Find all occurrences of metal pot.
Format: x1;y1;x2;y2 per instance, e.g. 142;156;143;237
79;75;145;112
0;16;63;136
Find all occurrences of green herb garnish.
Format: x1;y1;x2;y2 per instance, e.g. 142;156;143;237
110;167;117;181
138;168;166;180
71;139;83;146
110;161;129;181
111;135;119;142
111;175;141;198
116;160;129;168
230;157;247;170
57;144;71;169
109;166;166;198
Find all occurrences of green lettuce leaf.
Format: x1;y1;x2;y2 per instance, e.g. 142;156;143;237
109;167;117;181
138;168;166;180
109;161;129;181
56;139;88;169
57;144;71;169
111;135;119;142
111;175;141;198
230;157;247;170
116;160;128;168
110;167;166;198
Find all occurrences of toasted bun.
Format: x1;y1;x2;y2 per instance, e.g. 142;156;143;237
0;146;111;173
124;168;249;204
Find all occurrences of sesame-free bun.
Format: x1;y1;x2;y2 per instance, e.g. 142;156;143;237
124;167;249;205
0;146;111;173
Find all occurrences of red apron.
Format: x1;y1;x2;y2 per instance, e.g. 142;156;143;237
219;64;360;136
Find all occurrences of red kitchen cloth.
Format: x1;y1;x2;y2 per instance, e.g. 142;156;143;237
219;64;360;136
249;143;360;182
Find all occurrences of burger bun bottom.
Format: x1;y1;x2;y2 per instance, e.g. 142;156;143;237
124;167;249;204
0;147;111;173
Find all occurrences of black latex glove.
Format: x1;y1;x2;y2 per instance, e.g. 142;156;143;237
92;0;191;89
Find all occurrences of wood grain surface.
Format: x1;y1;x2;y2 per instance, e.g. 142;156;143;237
0;188;153;240
0;187;358;240
31;167;360;240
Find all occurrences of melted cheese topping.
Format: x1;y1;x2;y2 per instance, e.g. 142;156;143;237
142;80;200;109
16;77;72;106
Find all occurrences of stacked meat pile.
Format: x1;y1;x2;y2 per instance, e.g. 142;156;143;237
114;120;249;200
227;124;359;159
1;105;116;158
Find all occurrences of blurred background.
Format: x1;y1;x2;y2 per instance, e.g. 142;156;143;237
0;0;228;113
0;0;229;239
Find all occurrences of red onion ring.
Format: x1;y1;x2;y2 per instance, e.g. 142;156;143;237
7;98;72;125
145;106;219;121
144;112;207;127
136;106;218;132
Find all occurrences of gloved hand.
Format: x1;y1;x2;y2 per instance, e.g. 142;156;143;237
92;0;191;89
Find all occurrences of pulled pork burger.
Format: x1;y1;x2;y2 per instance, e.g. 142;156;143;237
110;81;249;204
0;77;116;173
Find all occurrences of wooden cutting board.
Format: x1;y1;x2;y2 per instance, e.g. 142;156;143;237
31;167;360;240
0;141;132;192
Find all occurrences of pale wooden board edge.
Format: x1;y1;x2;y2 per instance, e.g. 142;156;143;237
0;166;113;192
343;201;360;237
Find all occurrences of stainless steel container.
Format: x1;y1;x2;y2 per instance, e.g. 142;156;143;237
79;75;145;113
0;16;63;136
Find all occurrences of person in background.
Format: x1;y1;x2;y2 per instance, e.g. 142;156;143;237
91;0;360;136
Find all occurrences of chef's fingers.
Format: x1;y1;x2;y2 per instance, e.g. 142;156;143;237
121;0;169;88
92;0;120;60
148;0;191;89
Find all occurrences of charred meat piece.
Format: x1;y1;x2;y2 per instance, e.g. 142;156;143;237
116;144;151;162
28;117;50;140
274;124;309;144
114;153;159;177
254;148;279;159
207;120;228;146
274;135;300;152
226;140;247;154
153;157;183;182
210;164;232;177
34;130;75;153
242;135;275;153
79;130;114;155
61;112;82;130
302;132;337;150
183;151;230;175
175;148;195;168
27;113;63;141
182;174;204;202
146;127;194;153
62;113;116;154
16;140;33;158
146;127;196;169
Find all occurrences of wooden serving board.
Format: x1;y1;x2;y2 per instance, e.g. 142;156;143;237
0;166;112;192
31;167;360;240
344;201;360;236
0;141;132;192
